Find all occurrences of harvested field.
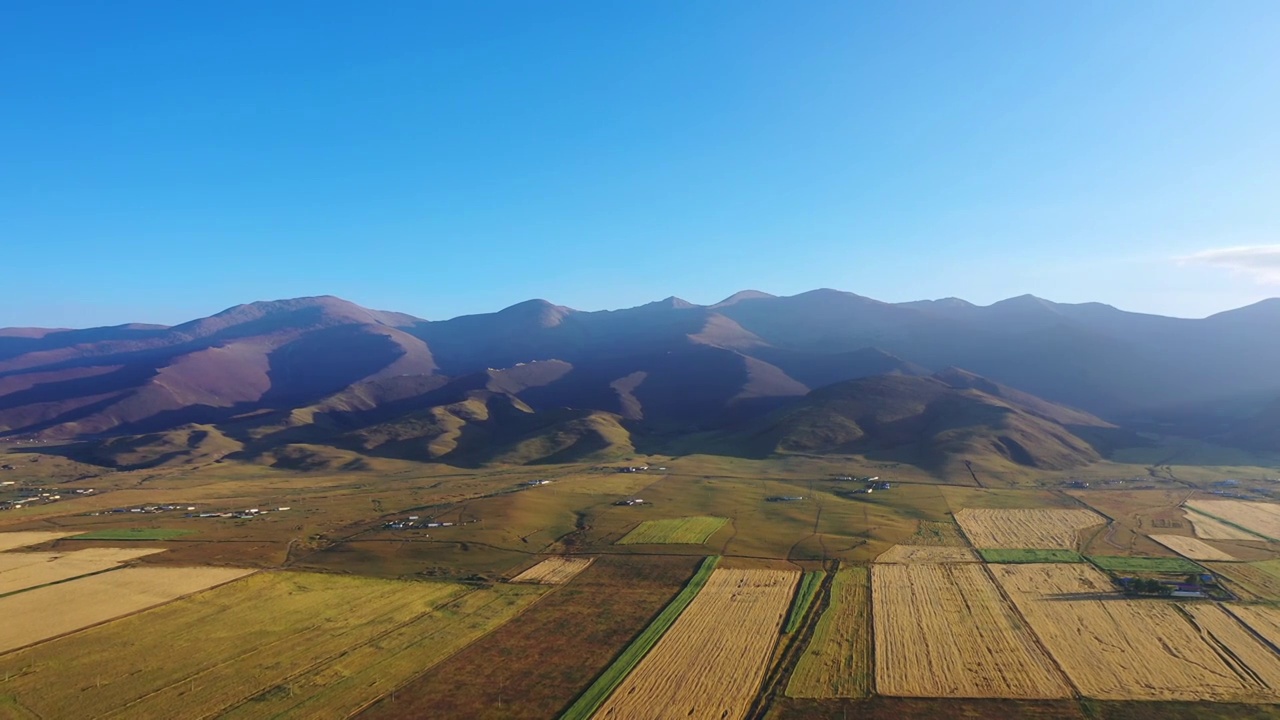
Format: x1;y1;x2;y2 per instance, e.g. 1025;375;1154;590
0;547;164;595
875;545;979;563
0;566;252;654
872;563;1070;699
1184;507;1261;541
593;568;797;720
1225;605;1280;650
1181;604;1280;689
0;571;542;720
511;556;594;584
992;563;1280;702
954;508;1103;549
1206;561;1280;601
1185;500;1280;541
1150;534;1236;561
617;516;728;545
787;568;870;699
359;555;701;720
0;531;76;551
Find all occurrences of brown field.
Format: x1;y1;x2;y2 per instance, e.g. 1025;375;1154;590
1149;534;1236;561
954;508;1103;549
0;566;252;653
358;555;701;720
1206;562;1280;601
906;520;968;546
0;530;77;551
594;568;797;720
0;547;164;595
875;545;980;564
787;567;870;698
510;555;594;584
872;563;1070;699
0;571;541;720
1185;500;1280;541
992;563;1280;702
1184;507;1260;541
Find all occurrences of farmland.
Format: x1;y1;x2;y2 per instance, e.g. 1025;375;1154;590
787;568;870;699
0;572;543;719
876;545;980;563
0;531;77;550
616;515;729;545
872;563;1071;699
1184;507;1262;541
0;547;163;595
992;563;1280;702
954;508;1103;549
592;568;797;720
1149;534;1236;561
784;570;824;633
1206;561;1280;601
1185;500;1280;541
978;549;1083;564
511;555;594;584
1087;555;1203;575
71;528;195;540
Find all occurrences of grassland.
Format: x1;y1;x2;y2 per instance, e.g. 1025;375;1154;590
0;566;252;654
560;555;719;720
617;516;729;545
360;555;700;720
877;545;980;563
592;568;797;720
1087;555;1203;574
787;567;870;699
0;571;543;719
784;570;823;633
874;563;1070;699
71;528;195;540
992;563;1280;702
1149;534;1236;561
954;508;1104;549
978;549;1084;563
511;556;594;584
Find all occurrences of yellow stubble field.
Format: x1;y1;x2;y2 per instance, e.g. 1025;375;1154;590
1184;507;1260;541
872;563;1070;699
1185;500;1280;541
1149;534;1236;561
0;547;165;595
594;568;797;720
875;545;979;564
954;508;1103;549
0;531;77;551
992;563;1280;702
511;556;594;584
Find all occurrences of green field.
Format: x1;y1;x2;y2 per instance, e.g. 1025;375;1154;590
559;556;720;720
979;549;1083;563
1088;555;1203;574
784;571;825;634
616;516;728;545
72;528;195;540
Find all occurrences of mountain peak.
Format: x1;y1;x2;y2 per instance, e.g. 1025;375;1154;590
712;290;776;307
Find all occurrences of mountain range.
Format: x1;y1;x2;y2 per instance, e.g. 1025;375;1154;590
2;290;1277;471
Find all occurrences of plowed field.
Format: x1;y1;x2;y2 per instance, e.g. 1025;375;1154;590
511;556;594;584
992;563;1280;702
954;508;1102;549
593;568;796;720
875;545;979;564
1149;534;1235;561
872;564;1070;699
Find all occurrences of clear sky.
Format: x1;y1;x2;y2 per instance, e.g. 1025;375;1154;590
3;1;1278;327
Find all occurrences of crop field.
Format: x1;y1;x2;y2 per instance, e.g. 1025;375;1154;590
872;563;1070;699
978;549;1083;563
1206;561;1280;601
0;530;78;550
616;515;728;545
70;528;196;540
954;508;1103;549
1226;605;1280;649
784;570;824;633
1181;604;1280;689
1185;500;1280;541
992;563;1280;702
0;571;544;719
1087;555;1202;574
787;568;870;699
0;566;252;654
0;547;164;595
876;545;979;563
1184;507;1262;541
361;555;701;720
592;568;797;720
1149;534;1236;561
511;555;594;584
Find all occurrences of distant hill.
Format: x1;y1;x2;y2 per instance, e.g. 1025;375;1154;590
2;289;1277;469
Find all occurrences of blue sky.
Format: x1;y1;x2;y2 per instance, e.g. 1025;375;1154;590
3;1;1278;327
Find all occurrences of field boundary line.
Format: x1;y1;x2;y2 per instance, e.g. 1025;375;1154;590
750;562;839;719
557;555;719;720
